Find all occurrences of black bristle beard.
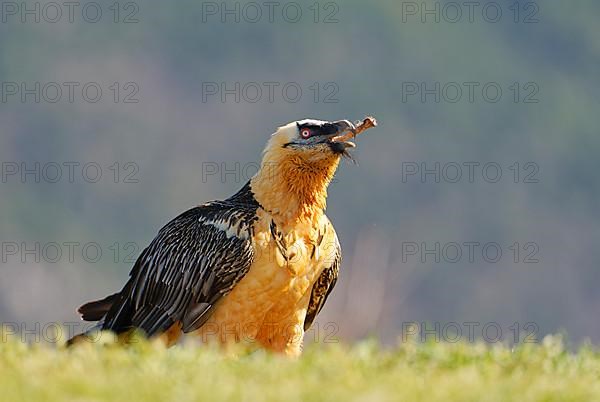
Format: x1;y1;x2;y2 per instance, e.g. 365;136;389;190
341;149;357;164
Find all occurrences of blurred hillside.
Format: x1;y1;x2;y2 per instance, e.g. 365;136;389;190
0;0;599;345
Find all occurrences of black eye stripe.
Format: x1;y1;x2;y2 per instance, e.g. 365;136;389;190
297;123;337;136
298;124;320;131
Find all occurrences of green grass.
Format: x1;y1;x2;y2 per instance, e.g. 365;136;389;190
1;335;600;402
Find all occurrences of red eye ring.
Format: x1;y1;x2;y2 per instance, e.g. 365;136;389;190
300;128;311;139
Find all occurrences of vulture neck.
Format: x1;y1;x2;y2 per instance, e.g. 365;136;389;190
250;154;340;225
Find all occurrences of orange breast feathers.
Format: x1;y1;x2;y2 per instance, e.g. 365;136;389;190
192;209;339;356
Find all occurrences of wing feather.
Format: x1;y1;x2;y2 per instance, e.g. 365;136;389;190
99;183;259;337
304;239;341;331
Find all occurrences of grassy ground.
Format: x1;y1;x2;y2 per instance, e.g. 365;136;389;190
1;335;599;402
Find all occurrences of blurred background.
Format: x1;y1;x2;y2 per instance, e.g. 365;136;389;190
1;0;599;346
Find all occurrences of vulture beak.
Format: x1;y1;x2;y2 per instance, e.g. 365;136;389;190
328;120;357;150
333;120;356;136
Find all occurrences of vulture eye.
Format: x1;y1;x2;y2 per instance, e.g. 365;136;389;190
300;128;312;139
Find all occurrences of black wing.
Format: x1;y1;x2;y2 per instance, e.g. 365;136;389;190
304;241;341;331
95;183;260;337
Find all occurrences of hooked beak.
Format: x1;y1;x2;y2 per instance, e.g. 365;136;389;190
327;120;357;152
332;119;357;136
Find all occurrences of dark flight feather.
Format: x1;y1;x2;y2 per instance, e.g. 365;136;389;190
78;293;120;321
76;182;260;338
304;240;341;331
